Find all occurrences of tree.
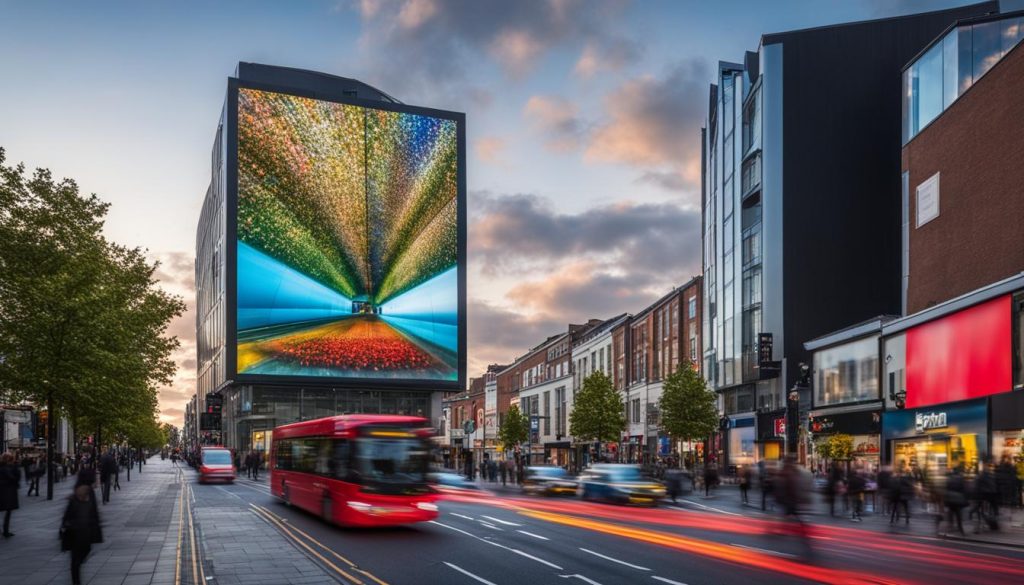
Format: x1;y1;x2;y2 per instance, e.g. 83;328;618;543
815;433;854;463
498;404;529;453
570;371;625;449
0;148;184;498
659;361;718;462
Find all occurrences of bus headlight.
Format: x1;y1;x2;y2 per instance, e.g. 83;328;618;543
347;501;372;512
415;502;438;512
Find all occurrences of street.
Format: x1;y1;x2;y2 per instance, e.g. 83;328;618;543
210;472;1024;585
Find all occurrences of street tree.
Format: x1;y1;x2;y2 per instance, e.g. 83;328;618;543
659;361;718;467
569;371;625;458
0;148;184;498
498;404;529;454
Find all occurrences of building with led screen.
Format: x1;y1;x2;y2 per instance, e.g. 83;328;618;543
194;63;465;453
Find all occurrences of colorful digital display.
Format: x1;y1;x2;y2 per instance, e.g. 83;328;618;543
235;87;460;382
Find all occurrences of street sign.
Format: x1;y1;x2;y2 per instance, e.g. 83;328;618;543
757;333;773;368
463;420;476;434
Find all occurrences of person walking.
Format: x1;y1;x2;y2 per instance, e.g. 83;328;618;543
61;469;103;585
890;466;911;525
99;451;117;504
775;456;813;559
500;460;508;486
27;458;42;497
943;466;968;536
0;453;21;537
848;467;866;522
739;465;752;505
666;467;683;504
703;464;718;498
113;456;121;491
825;463;843;517
250;452;260;482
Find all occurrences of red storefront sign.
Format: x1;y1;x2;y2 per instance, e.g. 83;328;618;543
774;418;786;437
905;295;1011;409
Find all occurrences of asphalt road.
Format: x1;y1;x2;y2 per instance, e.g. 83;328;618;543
192;476;1024;585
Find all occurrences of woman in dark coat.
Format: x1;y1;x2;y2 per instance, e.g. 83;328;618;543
62;469;103;585
0;453;21;537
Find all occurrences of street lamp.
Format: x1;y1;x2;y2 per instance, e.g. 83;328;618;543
786;363;811;457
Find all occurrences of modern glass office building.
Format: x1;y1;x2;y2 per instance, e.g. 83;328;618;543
701;2;997;467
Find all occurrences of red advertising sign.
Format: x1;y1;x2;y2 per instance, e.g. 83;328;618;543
906;295;1011;409
774;418;786;437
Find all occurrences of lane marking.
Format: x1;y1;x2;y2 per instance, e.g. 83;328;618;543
444;562;498;585
517;530;549;541
250;506;365;585
451;513;475;521
652;577;689;585
481;515;522;527
251;504;389;585
579;548;650;571
670;501;742;517
187;483;199;585
729;543;796;559
430;521;563;570
478;521;503;531
174;478;183;585
559;575;603;585
214;485;243;500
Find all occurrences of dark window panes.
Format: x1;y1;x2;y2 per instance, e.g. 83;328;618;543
973;20;1001;79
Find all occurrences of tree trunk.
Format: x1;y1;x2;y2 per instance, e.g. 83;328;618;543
46;391;55;500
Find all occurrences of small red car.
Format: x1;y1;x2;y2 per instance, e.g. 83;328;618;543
198;446;236;484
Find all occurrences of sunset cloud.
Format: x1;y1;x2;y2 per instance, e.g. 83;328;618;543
574;37;644;78
523;95;587;152
475;135;506;164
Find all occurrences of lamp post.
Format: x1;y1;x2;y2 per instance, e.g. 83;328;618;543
786;363;811;458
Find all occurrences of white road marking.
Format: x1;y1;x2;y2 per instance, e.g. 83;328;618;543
451;513;475;521
214;485;243;500
559;575;603;585
516;530;549;541
729;543;796;558
671;500;742;516
579;548;650;571
478;521;503;531
444;562;498;585
481;515;522;526
652;577;689;585
430;521;563;570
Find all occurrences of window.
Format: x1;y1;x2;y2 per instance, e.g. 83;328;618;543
690;337;697;362
598;348;604;374
688;297;697;320
543;391;551;435
813;337;880;407
632;398;641;424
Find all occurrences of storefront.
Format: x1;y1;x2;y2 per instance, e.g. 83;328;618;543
882;398;988;474
808;408;881;472
991;391;1024;464
756;411;785;462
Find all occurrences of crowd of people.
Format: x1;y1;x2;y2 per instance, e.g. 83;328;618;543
0;448;149;585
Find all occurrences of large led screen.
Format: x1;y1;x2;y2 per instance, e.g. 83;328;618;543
235;87;460;382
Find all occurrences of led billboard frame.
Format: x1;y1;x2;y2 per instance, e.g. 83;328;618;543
226;78;466;391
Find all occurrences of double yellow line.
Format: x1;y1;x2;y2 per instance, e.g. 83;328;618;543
249;503;389;585
174;468;205;585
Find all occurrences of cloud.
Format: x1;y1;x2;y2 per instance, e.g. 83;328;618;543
467;298;565;371
475;136;506;164
149;250;196;427
506;260;662;317
585;59;709;192
470;192;702;279
523;96;587;152
574;36;644;78
350;0;634;102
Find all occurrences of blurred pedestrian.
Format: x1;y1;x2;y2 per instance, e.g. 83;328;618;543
996;454;1015;511
500;460;508;486
943;466;967;536
61;469;103;585
703;464;718;497
775;455;813;559
890;465;912;526
739;465;752;504
0;453;21;537
250;452;261;482
99;450;117;504
825;463;843;517
759;461;774;511
972;459;1000;531
666;467;683;504
27;458;42;497
848;467;866;522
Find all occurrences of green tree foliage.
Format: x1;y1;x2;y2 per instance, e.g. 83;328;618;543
570;371;625;444
659;362;719;444
815;433;854;462
0;148;184;448
498;404;529;452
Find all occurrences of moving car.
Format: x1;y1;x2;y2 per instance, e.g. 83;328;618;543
427;472;482;495
522;466;578;496
577;464;665;506
198;446;236;484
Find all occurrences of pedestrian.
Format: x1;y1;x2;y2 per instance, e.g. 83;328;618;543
500;460;508;486
113;455;121;491
973;458;1000;531
825;463;843;517
0;453;21;537
739;465;752;505
99;450;117;504
760;462;774;511
703;463;718;497
665;467;683;504
848;467;866;522
775;455;813;559
62;456;70;481
27;458;42;497
890;466;911;525
943;466;967;536
996;454;1015;512
251;452;260;482
61;469;103;585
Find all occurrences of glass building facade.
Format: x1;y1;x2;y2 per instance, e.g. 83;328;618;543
903;14;1024;142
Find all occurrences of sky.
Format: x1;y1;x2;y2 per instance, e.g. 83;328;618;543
1;0;1014;426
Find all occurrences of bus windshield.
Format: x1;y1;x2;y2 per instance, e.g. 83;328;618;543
353;438;428;488
203;450;232;466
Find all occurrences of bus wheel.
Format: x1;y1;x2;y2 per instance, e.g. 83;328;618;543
322;494;332;522
282;483;291;506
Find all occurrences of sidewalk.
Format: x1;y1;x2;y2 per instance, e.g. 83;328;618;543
0;458;183;585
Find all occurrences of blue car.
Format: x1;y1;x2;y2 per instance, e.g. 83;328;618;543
577;464;665;506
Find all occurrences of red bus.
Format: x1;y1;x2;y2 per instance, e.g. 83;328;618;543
270;415;438;527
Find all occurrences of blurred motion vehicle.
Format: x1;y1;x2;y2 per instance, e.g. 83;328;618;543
271;415;438;527
522;466;578;496
578;464;665;506
427;472;482;495
198;446;236;484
